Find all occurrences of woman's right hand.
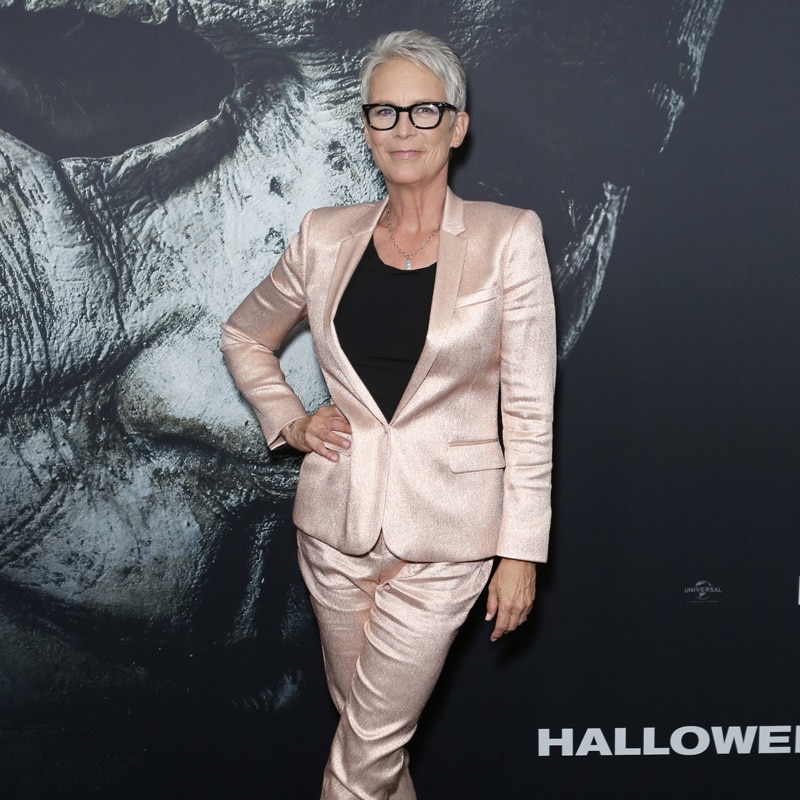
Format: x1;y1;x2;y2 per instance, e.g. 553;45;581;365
281;404;352;462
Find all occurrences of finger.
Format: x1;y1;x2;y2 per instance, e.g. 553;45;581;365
501;612;523;634
493;597;533;638
490;602;514;641
310;408;352;443
507;597;533;628
307;424;351;453
320;403;347;420
306;434;341;461
485;580;499;622
329;421;353;438
314;432;350;451
313;443;340;461
327;430;352;449
491;616;509;642
325;411;352;435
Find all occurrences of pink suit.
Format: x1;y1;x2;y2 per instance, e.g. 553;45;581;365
221;189;556;798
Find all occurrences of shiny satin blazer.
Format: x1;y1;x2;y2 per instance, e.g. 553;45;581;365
221;189;556;563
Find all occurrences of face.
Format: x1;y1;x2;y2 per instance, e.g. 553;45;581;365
0;0;366;709
363;58;468;191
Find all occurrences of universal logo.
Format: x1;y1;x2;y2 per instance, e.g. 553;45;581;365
684;579;722;603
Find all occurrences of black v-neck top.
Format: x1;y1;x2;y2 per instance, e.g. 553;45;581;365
334;238;437;420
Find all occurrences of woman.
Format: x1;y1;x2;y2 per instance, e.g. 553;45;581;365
221;29;556;800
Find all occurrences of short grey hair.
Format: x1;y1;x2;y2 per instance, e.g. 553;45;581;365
360;30;467;111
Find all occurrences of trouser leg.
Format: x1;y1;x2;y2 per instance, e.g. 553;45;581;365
297;531;492;800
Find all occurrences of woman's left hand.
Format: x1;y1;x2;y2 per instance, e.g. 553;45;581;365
485;558;537;642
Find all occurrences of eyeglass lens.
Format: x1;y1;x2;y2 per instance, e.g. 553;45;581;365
368;104;443;129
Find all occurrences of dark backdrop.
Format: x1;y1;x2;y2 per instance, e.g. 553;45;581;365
423;3;800;797
1;1;798;797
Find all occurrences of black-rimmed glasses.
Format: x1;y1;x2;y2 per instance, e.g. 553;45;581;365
362;102;457;130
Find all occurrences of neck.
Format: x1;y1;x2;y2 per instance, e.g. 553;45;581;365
383;177;448;233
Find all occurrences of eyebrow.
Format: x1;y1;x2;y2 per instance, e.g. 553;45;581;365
367;99;444;105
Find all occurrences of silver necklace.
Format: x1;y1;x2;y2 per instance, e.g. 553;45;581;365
386;203;440;270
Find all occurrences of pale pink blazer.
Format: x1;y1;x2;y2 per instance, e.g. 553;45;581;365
221;189;556;563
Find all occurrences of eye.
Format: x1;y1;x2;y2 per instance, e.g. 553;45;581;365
413;105;437;117
0;6;234;159
373;106;396;118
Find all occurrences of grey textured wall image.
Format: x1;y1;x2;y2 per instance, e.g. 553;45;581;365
0;0;723;779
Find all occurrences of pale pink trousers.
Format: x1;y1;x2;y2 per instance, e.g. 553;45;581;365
297;530;493;800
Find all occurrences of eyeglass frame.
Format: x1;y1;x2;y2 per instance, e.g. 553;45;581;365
361;102;458;130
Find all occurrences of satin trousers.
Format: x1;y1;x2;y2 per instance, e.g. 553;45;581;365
297;530;493;800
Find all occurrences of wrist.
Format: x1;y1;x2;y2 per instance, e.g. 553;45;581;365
282;417;305;448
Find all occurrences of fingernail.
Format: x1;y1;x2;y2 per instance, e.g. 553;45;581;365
485;613;492;621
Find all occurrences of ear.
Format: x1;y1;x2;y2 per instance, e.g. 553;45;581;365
450;110;469;149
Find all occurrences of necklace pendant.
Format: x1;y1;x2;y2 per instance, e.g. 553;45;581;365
404;258;412;270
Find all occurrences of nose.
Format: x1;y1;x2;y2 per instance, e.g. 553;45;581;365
393;111;416;136
115;319;329;465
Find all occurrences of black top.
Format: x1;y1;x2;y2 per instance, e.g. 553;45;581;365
335;238;437;420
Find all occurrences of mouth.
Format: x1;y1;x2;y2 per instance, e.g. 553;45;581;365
0;387;301;633
390;149;423;158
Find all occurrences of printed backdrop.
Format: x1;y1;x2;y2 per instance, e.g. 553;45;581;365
1;0;798;797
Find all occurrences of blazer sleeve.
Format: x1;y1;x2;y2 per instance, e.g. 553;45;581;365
220;210;313;449
496;209;557;562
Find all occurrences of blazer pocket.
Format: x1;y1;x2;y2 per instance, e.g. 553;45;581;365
453;286;499;308
448;439;506;473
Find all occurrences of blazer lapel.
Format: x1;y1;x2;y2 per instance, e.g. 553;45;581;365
392;190;466;421
322;198;389;422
